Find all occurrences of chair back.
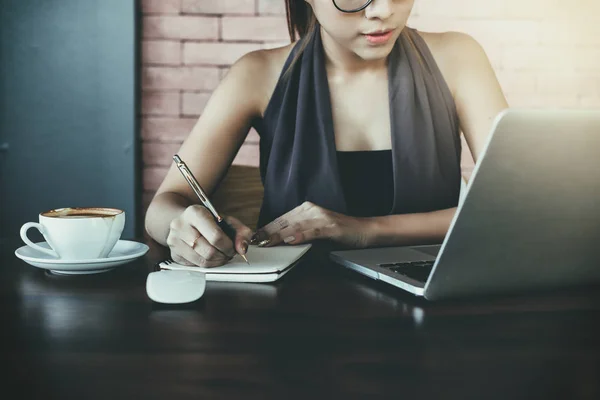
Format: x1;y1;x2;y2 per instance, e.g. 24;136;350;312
211;165;263;231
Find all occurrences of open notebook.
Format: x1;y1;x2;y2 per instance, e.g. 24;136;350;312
157;244;312;283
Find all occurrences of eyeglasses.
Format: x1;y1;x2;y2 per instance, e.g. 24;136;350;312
333;0;374;13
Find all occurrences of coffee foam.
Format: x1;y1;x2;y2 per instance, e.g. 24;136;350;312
42;207;123;218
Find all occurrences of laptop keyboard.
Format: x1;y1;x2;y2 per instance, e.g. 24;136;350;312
378;260;435;283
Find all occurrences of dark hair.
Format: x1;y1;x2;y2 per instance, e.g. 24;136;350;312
286;0;317;41
284;0;318;77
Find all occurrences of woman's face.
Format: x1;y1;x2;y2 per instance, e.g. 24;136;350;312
307;0;415;62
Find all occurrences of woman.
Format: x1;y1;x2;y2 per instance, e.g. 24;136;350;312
145;0;508;267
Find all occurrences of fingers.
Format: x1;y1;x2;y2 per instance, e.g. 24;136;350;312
252;202;328;247
224;216;253;256
266;221;327;247
170;252;194;267
168;205;256;266
168;205;232;267
168;235;231;268
258;210;296;237
186;206;235;258
176;222;203;248
288;227;323;245
251;208;301;246
263;223;300;247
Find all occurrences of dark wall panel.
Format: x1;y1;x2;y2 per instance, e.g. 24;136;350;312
0;0;139;247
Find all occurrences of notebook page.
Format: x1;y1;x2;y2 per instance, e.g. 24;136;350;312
161;244;312;274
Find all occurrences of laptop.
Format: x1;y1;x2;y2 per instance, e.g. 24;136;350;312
329;108;600;300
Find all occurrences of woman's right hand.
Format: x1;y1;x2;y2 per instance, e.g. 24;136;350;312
166;205;253;267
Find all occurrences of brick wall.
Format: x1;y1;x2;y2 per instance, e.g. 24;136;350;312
140;0;600;214
140;0;289;212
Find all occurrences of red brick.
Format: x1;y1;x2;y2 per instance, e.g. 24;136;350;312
232;143;259;167
181;0;255;15
183;42;262;66
141;91;180;116
144;167;169;192
144;142;182;167
141;0;181;14
222;16;288;42
142;40;181;65
182;92;212;116
143;16;219;40
258;0;286;15
141;117;197;142
142;67;221;90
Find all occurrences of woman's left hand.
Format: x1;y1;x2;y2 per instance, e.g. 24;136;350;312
250;201;372;248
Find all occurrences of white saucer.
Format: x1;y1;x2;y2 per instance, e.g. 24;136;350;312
14;240;150;275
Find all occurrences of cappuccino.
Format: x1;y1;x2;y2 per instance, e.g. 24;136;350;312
20;207;125;260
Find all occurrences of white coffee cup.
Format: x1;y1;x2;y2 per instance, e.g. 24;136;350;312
20;207;125;260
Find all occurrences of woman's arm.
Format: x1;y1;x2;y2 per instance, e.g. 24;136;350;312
252;202;456;249
145;50;267;246
447;31;510;163
363;207;457;247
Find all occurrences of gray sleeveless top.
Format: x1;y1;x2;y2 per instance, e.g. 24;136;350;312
252;26;461;230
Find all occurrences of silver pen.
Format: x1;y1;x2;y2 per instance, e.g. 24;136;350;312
173;154;250;264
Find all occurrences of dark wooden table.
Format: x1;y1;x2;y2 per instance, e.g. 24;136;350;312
2;239;600;400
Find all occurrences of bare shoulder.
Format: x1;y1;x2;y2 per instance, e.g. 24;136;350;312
224;43;295;116
418;29;483;50
415;30;489;96
415;29;508;162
